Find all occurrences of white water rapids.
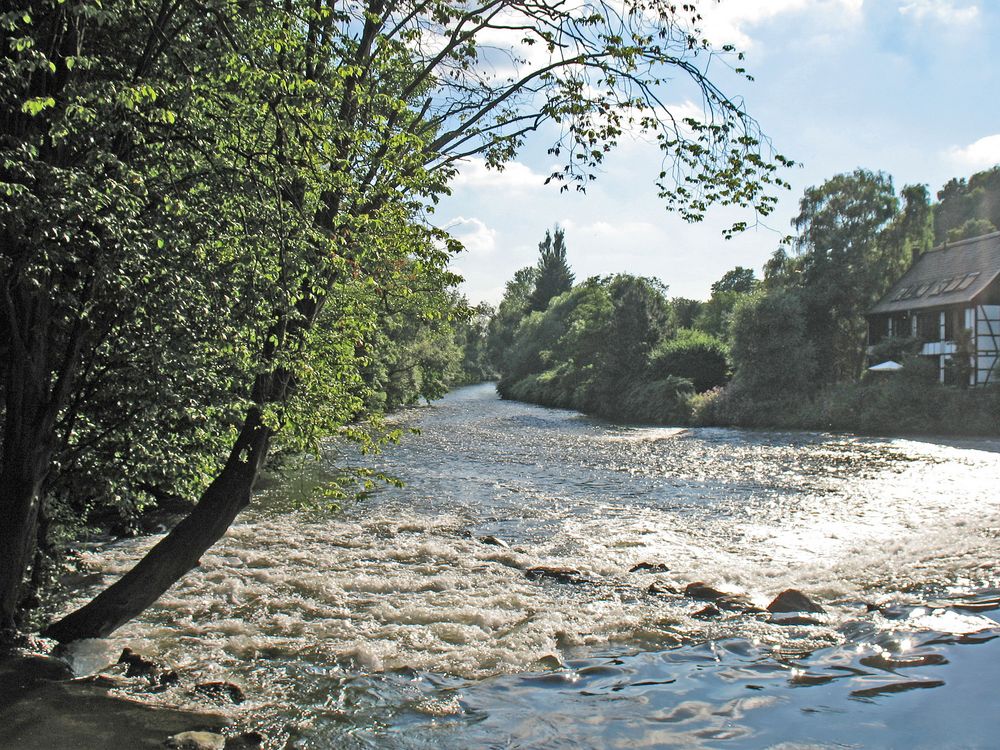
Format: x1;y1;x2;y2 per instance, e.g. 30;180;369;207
58;384;1000;748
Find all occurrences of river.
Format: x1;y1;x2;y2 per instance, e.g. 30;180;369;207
60;383;1000;748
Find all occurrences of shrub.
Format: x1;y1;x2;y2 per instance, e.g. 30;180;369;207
650;328;729;392
603;376;695;424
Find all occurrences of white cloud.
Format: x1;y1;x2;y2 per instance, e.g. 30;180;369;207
446;216;497;256
898;0;979;24
698;0;863;48
614;100;708;144
947;134;1000;170
450;157;548;192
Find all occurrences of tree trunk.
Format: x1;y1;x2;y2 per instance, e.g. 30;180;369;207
0;321;57;635
42;406;273;642
0;466;44;634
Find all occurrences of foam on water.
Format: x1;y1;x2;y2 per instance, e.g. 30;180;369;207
55;384;1000;746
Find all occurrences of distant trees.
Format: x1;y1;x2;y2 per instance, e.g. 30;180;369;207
668;297;704;330
728;290;816;401
528;227;574;312
486;164;1000;432
933;167;1000;244
493;269;721;422
454;301;497;385
711;266;758;295
486;267;538;374
604;275;671;381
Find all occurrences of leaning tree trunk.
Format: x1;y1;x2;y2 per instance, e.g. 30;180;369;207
42;278;318;642
42;404;274;642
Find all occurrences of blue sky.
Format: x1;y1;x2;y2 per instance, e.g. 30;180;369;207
436;0;1000;305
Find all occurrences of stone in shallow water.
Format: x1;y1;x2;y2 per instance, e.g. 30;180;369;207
525;566;586;584
119;647;163;679
224;731;265;749
630;562;669;573
647;582;679;596
717;595;765;614
684;582;729;601
767;589;825;614
536;654;565;670
693;604;722;619
165;731;226;750
194;681;245;705
479;535;509;548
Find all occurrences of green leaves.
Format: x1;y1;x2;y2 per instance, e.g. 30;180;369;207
20;96;55;115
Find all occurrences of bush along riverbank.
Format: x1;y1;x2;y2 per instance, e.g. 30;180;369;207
690;376;1000;436
500;372;1000;437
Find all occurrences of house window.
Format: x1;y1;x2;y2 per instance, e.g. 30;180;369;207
915;311;939;341
957;273;980;291
942;277;964;293
944;308;967;341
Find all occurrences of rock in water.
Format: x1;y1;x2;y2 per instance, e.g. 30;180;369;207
692;604;721;619
716;595;765;613
647;582;679;596
479;535;509;548
525;566;586;584
224;731;265;749
629;562;669;573
767;589;825;614
165;731;226;750
118;648;162;679
683;582;729;601
194;682;245;705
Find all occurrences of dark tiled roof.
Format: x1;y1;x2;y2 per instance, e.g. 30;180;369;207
868;231;1000;315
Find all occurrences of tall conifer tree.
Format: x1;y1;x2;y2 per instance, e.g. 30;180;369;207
528;227;574;312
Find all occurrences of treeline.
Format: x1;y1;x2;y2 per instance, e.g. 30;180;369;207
487;167;1000;435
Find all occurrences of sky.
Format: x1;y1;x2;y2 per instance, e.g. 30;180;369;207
435;0;1000;306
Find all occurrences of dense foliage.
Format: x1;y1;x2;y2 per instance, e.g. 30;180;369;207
934;167;1000;244
492;235;734;422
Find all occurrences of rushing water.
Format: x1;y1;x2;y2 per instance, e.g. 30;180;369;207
61;383;1000;748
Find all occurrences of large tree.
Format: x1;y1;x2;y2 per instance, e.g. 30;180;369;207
4;0;789;642
785;169;903;383
0;0;262;634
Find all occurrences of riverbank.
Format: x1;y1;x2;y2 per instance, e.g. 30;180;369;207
0;652;238;750
691;377;1000;436
499;375;1000;437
